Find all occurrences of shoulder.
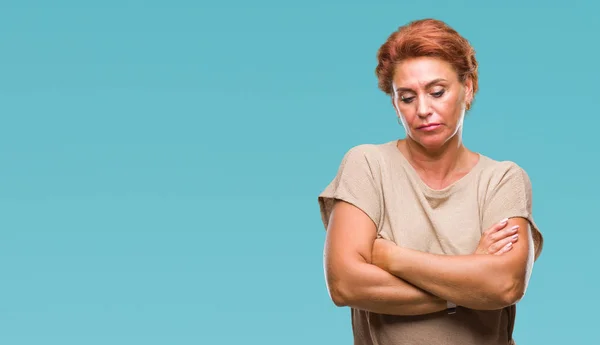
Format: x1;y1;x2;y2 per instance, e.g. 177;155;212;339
343;143;384;158
479;156;531;182
338;142;388;170
477;155;533;196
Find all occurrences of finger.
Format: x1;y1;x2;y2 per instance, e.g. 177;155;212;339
484;218;509;236
489;234;519;253
494;241;514;255
489;238;509;253
490;225;519;242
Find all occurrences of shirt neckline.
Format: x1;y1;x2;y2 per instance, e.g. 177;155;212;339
385;139;487;198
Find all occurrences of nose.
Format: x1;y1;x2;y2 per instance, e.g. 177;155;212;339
416;96;432;118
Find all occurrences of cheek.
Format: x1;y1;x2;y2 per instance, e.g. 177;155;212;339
395;101;415;116
397;109;416;124
434;98;461;119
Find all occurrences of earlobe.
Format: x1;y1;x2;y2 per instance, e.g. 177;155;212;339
464;79;474;109
468;79;474;99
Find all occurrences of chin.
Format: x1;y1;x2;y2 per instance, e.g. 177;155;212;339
410;133;454;151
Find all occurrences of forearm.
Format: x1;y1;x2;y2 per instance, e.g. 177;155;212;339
330;261;447;316
387;247;523;310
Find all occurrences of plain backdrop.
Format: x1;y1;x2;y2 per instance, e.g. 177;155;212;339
1;0;597;344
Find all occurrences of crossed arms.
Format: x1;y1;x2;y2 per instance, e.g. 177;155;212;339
323;200;539;315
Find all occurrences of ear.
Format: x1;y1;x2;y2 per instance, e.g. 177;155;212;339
464;77;474;109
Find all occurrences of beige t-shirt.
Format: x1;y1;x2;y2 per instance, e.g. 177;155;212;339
318;139;543;345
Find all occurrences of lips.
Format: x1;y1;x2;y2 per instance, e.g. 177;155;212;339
418;123;441;129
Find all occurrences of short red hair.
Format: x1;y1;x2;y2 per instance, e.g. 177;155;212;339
375;18;479;110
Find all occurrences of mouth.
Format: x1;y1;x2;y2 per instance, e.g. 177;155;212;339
417;123;442;130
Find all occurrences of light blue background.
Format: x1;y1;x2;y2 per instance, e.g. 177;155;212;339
0;0;596;344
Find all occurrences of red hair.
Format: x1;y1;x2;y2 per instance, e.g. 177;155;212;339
375;18;479;110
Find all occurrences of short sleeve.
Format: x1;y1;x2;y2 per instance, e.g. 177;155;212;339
481;162;544;260
318;145;383;231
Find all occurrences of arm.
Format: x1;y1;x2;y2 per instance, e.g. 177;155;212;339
373;217;535;310
324;200;447;315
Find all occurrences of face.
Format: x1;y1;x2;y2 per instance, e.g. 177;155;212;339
391;57;473;151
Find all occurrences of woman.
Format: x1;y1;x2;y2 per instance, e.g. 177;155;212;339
317;18;543;345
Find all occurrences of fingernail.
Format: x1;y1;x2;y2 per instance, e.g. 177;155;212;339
512;234;519;240
500;218;509;224
511;225;519;231
506;242;513;248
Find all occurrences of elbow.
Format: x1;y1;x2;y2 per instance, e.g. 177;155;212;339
329;286;348;307
506;281;526;305
496;279;526;307
325;260;367;308
327;280;351;307
325;263;359;307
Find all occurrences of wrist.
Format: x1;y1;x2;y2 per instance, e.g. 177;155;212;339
388;245;405;276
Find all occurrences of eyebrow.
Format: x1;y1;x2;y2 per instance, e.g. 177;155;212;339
395;78;448;93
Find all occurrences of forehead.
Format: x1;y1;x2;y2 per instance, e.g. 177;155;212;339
392;57;458;88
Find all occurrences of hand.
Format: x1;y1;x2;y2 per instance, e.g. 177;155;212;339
371;237;397;271
474;218;520;255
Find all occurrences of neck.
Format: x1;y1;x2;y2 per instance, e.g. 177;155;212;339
401;134;469;181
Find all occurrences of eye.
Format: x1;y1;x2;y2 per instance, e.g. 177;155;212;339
400;95;415;104
431;90;445;98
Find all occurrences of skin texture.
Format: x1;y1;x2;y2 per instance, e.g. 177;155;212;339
371;217;534;310
324;56;537;314
324;202;520;315
392;56;478;189
324;200;448;315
